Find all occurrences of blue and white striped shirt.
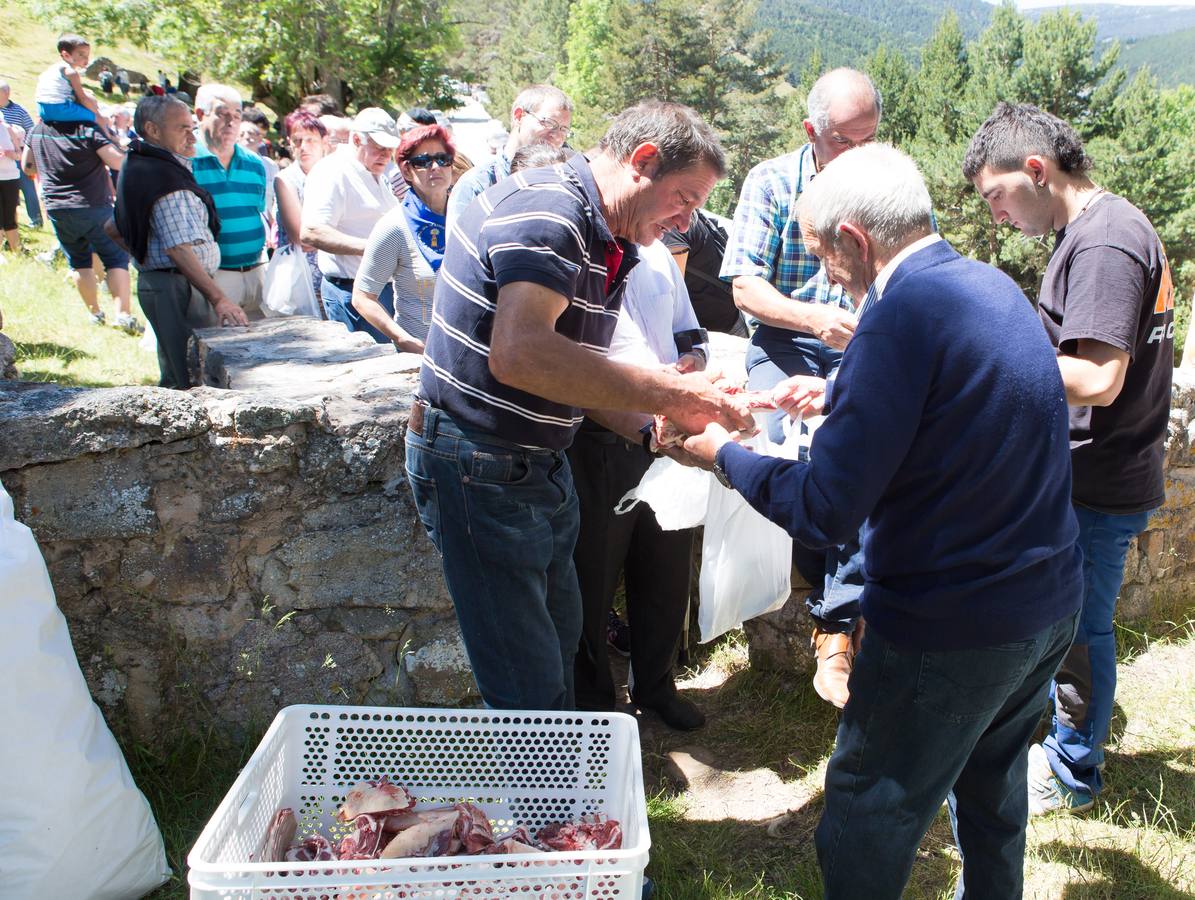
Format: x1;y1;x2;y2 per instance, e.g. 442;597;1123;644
419;153;638;450
1;101;35;133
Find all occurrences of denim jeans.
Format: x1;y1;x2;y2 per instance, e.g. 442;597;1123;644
47;206;129;271
17;171;42;226
1044;505;1151;795
815;611;1078;899
321;275;395;344
746;329;861;632
405;404;583;710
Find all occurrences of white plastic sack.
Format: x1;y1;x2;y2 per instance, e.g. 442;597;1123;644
697;425;804;643
262;246;320;318
0;484;170;899
614;456;711;531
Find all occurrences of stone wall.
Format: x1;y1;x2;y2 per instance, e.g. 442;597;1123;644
3;317;1195;738
0;319;473;740
744;368;1195;671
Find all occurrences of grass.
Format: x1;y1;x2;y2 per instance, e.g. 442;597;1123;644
115;615;1195;900
0;2;188;113
1;226;158;386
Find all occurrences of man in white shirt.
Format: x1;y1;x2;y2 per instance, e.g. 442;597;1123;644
301;107;399;341
567;239;709;731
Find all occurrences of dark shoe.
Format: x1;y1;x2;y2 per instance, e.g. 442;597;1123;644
635;693;705;731
607;610;631;657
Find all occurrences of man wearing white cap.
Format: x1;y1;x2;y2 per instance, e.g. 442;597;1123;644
301;107;400;340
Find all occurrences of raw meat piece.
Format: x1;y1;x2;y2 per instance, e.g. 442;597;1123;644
652;414;685;450
537;815;622;851
337;814;386;859
284;834;334;862
336;777;415;822
261;808;298;863
483;836;544;854
378;809;461;858
453;802;496;854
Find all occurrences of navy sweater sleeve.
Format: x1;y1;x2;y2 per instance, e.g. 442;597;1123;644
716;318;930;548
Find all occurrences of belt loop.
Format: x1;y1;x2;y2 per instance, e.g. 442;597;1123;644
422;400;439;443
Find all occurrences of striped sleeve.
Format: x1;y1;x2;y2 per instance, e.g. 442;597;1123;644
481;185;588;300
356;211;406;296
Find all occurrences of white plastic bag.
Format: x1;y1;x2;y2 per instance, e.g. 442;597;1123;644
613;456;711;531
697;425;804;643
262;246;320;318
0;483;171;898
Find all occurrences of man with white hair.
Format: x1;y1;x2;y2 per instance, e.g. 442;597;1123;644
720;66;881;707
191;83;268;322
685;144;1083;898
446;84;573;226
301;108;399;340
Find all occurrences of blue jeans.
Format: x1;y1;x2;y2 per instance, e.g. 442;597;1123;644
405;404;583;710
17;171;41;226
816;611;1078;899
746;328;861;632
321;275;395;344
1043;505;1151;795
47;206;129;271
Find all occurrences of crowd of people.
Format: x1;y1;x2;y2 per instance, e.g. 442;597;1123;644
2;31;1178;898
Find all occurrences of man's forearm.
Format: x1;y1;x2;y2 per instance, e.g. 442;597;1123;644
732;275;821;331
583;408;652;442
165;244;226;306
301;223;366;256
493;326;683;413
103;218;130;252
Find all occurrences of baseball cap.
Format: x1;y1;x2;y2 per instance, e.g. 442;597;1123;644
351;107;400;148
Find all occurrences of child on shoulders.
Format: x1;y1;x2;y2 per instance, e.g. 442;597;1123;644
35;34;109;129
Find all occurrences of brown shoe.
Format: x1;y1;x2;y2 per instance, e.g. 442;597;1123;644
812;628;853;709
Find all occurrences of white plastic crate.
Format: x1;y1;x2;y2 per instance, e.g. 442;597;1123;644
188;705;650;899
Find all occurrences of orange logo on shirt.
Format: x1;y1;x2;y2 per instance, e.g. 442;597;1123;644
1154;254;1174;315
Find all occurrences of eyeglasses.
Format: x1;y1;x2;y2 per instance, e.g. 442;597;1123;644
524;110;572;139
408;152;454;169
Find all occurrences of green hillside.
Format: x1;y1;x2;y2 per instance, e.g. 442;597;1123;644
1119;26;1195;88
757;0;993;75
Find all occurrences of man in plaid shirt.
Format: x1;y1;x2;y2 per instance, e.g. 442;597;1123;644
720;67;881;708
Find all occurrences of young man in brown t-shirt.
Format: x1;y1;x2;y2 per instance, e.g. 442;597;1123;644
965;102;1174;815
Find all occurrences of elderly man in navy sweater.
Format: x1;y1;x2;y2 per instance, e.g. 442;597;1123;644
685;144;1083;898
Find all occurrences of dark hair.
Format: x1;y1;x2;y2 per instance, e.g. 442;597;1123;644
397;124;456;163
283;109;327;138
598;100;726;179
510;143;569;173
406;107;438;127
963;102;1092;180
301;93;340;116
241;107;271;131
58;33;90;54
133;94;188;138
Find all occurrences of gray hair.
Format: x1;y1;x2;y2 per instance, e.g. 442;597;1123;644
598;100;726;179
134;94;188;137
510;142;569;173
806;68;882;134
0;81;9;94
512;84;573;116
194;83;242;115
797;143;932;251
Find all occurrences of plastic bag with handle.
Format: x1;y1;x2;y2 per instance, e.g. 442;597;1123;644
262;245;320;318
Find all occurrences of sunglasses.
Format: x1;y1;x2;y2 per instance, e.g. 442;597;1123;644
408;152;454;169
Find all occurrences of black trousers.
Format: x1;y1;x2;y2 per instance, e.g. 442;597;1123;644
566;425;694;710
136;268;195;389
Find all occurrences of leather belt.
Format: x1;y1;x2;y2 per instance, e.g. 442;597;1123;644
220;262;264;273
408;396;429;437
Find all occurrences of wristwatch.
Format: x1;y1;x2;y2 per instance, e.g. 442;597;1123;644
711;458;732;489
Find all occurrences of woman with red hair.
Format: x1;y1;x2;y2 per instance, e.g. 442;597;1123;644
352;123;454;352
274;109;330;299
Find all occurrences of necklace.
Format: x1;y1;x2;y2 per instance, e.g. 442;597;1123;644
1076;186;1106;220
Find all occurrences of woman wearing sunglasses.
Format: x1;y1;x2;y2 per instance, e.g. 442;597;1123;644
352;124;454;353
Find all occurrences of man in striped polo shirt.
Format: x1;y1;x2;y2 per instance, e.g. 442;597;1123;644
191;84;267;323
407;101;754;712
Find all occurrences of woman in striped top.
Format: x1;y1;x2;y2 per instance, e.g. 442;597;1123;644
352;124;454;353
